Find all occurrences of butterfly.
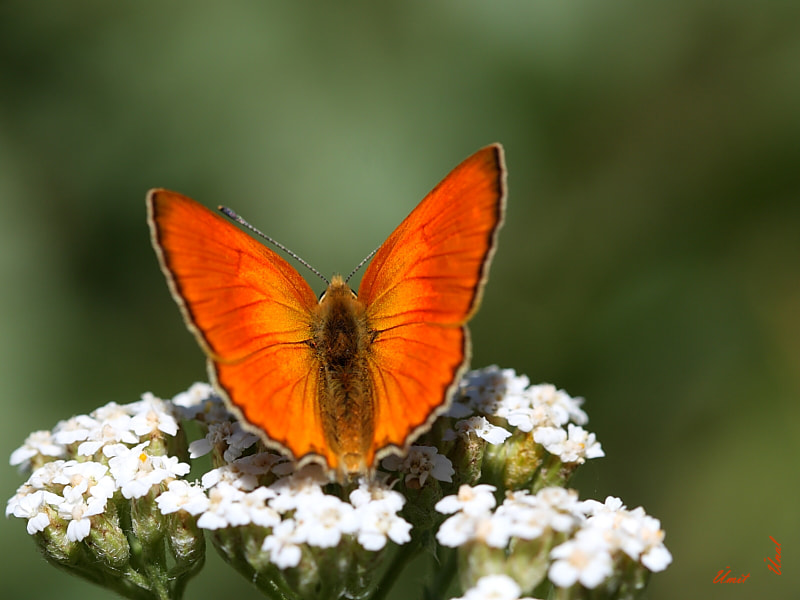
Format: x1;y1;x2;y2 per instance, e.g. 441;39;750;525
147;144;506;481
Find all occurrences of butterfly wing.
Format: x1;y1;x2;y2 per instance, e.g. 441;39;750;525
358;144;506;458
147;190;327;462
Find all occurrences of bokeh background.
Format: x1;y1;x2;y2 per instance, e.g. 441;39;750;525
1;2;798;599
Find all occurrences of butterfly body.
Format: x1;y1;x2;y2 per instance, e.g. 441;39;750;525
148;144;506;481
311;275;375;477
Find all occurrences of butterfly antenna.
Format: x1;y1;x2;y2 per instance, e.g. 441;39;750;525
219;206;330;286
344;246;380;284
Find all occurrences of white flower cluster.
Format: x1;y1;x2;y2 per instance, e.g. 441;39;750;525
180;461;413;568
448;367;604;463
7;394;191;542
6;384;416;569
9;392;180;470
435;484;672;592
162;386;415;569
436;484;581;549
549;496;673;588
7;369;662;598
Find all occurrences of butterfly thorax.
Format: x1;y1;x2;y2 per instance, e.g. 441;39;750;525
311;275;376;479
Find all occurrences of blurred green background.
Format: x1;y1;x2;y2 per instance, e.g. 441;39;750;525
1;2;798;599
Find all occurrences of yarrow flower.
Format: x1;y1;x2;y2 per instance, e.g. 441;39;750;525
7;489;62;535
188;420;259;462
9;430;66;471
106;441;190;499
128;392;180;437
549;528;615;588
436;484;498;517
382;445;454;488
6;368;669;600
353;493;412;550
533;424;605;464
453;574;543;600
450;415;513;445
262;518;303;569
156;479;210;516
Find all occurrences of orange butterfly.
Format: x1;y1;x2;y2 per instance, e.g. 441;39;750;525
147;144;506;480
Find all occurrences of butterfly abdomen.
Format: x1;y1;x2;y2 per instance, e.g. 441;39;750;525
312;276;376;478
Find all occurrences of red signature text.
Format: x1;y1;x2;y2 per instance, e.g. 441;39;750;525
712;567;750;583
764;536;781;575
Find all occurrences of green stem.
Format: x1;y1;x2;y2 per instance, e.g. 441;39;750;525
424;546;457;600
370;540;422;600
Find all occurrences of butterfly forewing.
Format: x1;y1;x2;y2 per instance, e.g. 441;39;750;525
358;144;506;457
147;190;327;460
